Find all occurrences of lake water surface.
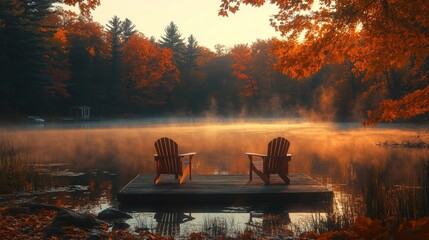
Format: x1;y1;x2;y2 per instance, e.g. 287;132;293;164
1;118;428;237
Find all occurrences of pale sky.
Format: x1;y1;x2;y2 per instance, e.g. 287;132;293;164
89;0;282;50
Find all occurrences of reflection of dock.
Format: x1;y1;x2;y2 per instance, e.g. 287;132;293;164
118;173;333;211
154;212;194;236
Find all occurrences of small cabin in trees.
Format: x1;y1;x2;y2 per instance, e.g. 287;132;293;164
72;106;91;120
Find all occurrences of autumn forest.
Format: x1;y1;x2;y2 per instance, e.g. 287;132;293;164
1;0;428;124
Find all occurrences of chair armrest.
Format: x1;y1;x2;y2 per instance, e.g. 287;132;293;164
246;153;292;161
154;153;196;161
245;153;266;160
178;152;196;157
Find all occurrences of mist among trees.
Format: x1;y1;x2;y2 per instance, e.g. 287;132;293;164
0;0;428;124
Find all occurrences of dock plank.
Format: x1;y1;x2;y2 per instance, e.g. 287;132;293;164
118;173;333;209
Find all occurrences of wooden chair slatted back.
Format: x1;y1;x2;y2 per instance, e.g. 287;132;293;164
265;137;290;174
155;137;182;175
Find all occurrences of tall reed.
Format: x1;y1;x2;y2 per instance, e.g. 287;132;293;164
202;215;240;238
0;142;28;194
362;161;429;220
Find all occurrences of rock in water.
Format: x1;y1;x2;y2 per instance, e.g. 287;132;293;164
97;208;132;220
112;221;130;231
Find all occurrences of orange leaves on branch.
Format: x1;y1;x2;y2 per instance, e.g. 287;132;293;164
220;0;429;79
273;39;323;79
53;28;67;45
63;0;100;17
218;0;240;16
220;0;429;123
219;0;267;16
364;85;429;126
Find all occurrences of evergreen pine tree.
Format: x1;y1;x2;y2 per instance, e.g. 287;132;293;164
159;21;185;68
122;18;137;42
106;16;122;62
0;0;57;115
106;16;123;108
184;34;200;69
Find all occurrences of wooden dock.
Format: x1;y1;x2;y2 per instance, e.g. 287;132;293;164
118;173;333;212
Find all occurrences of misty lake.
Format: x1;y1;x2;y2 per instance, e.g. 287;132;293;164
1;118;428;237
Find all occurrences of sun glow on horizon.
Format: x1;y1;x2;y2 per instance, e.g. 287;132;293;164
61;0;282;51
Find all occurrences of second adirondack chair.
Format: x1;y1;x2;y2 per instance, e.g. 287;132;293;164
246;137;292;185
154;137;196;184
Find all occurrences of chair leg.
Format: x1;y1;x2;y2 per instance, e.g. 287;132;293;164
179;164;191;184
261;174;270;185
279;174;290;185
280;161;290;185
189;156;193;180
248;156;253;181
251;163;270;185
154;174;161;184
249;163;253;181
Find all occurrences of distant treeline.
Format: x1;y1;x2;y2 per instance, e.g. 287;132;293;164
1;2;427;122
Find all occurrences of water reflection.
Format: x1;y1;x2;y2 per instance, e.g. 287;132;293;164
0;119;428;237
154;212;194;236
126;210;317;238
246;212;291;237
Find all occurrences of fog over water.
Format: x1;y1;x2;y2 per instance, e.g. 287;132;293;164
2;118;428;186
1;118;428;236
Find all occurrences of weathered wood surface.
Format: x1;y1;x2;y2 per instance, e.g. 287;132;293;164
118;173;333;209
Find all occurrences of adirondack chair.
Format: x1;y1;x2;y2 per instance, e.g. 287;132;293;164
154;137;196;184
246;137;292;185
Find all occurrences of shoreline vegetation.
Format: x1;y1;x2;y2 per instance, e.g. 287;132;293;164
0;142;29;194
1;203;429;239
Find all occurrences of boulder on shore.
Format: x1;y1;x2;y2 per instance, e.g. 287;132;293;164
50;209;106;230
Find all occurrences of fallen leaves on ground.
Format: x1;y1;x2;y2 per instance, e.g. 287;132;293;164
1;207;429;239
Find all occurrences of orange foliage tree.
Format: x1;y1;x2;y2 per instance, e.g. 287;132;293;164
65;20;109;62
196;46;217;67
121;34;179;106
42;13;71;99
219;0;429;124
230;40;281;100
249;39;279;99
230;44;258;97
62;15;110;105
